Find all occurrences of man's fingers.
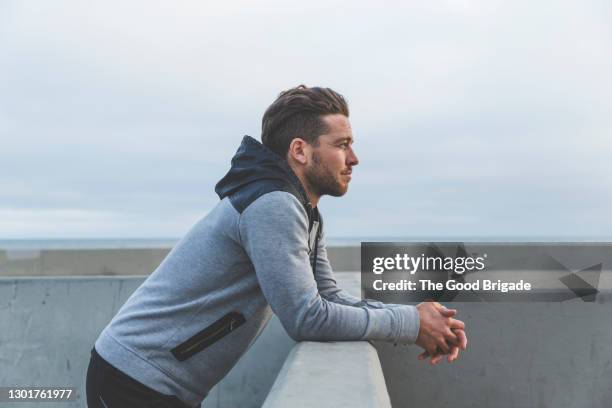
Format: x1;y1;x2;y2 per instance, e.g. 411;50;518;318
430;353;445;365
456;329;468;350
439;308;457;317
420;344;462;364
449;318;465;330
448;346;459;362
444;329;459;345
436;337;450;354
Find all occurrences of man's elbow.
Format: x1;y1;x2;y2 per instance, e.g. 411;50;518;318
285;325;326;342
280;304;327;342
285;326;306;342
282;318;314;342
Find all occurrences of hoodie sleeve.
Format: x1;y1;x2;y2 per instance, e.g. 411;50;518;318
313;227;407;309
238;191;420;343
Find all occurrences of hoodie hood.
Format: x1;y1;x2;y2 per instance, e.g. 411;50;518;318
215;136;310;208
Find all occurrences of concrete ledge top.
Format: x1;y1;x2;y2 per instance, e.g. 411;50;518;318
262;341;391;408
0;246;360;276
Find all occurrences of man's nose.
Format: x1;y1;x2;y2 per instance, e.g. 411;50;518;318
347;147;359;166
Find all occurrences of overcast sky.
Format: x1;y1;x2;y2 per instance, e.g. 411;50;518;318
1;0;611;239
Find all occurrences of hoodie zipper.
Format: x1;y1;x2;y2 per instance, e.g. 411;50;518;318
306;202;321;278
171;312;245;362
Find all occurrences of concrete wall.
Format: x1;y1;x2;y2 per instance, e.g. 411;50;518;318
375;302;612;408
0;248;170;276
263;342;391;408
0;276;295;408
0;246;360;276
0;272;361;408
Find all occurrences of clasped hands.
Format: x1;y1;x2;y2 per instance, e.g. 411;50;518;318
415;301;467;365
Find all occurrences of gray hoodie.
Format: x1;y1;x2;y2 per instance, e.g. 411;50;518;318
94;136;419;407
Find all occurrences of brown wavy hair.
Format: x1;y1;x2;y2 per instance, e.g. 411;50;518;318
261;85;349;157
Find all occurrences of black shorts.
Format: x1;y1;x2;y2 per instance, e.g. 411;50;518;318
86;347;198;408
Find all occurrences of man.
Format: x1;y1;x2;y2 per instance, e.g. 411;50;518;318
86;85;467;407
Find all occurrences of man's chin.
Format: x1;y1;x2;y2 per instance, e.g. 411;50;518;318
327;185;349;197
315;180;349;198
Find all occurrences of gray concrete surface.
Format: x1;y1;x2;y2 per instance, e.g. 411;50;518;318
0;246;360;276
375;302;612;408
0;276;295;408
262;342;391;408
0;248;170;276
262;272;392;408
0;272;360;408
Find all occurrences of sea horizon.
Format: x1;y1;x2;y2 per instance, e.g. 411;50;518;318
1;236;612;250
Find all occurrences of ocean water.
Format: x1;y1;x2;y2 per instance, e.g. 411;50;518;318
1;236;610;250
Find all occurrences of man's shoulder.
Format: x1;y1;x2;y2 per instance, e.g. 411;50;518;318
242;190;307;219
237;190;315;249
227;179;305;214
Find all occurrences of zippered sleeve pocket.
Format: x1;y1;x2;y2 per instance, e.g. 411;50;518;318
171;311;246;362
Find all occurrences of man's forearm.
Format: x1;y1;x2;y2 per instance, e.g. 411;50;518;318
321;288;406;309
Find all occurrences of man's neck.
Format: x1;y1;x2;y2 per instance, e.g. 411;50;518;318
288;162;320;208
304;187;319;208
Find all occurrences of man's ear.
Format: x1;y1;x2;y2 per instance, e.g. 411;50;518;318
287;138;309;165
